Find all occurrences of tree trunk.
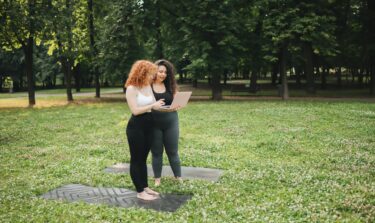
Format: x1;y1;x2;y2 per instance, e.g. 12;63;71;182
94;69;100;97
211;71;222;100
61;58;73;101
249;70;258;93
280;44;289;100
346;68;349;83
73;63;81;92
366;68;370;84
0;76;3;93
351;68;355;83
303;42;315;94
370;62;375;96
223;69;228;85
52;72;56;87
19;66;24;89
24;37;35;106
337;67;342;88
368;0;375;95
243;67;249;79
193;78;198;88
179;71;185;84
321;67;327;90
358;68;364;88
25;0;36;106
295;66;302;87
55;0;74;101
315;66;320;83
272;62;278;86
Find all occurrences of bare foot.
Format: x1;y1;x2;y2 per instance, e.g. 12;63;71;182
176;177;183;184
144;187;159;196
137;191;158;201
154;178;161;186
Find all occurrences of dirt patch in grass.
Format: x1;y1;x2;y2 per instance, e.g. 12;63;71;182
0;96;126;109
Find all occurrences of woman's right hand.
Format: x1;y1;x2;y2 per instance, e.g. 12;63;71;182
152;99;165;109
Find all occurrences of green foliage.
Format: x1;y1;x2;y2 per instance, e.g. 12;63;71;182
44;0;89;63
96;0;145;85
0;101;374;221
174;0;241;74
0;48;24;82
262;0;338;62
1;0;374;96
34;45;62;86
235;0;269;72
0;0;48;49
2;76;13;88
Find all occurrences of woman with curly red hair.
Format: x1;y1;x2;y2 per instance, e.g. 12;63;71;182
125;60;165;201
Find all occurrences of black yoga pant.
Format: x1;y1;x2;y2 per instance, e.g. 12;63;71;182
151;111;181;178
126;113;153;193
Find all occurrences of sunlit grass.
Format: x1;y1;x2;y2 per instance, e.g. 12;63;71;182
1;101;374;222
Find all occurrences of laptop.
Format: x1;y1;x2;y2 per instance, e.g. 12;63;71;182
160;91;192;109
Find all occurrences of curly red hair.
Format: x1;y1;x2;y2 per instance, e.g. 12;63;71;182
125;60;157;88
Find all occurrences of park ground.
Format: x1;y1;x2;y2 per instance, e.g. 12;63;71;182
0;83;375;108
0;86;374;222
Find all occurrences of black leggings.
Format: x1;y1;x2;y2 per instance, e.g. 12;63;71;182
126;113;153;193
151;111;181;178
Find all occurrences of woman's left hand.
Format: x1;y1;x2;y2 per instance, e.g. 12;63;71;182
156;105;181;112
170;105;181;111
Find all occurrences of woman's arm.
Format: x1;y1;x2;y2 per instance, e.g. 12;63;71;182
153;89;182;112
126;86;164;116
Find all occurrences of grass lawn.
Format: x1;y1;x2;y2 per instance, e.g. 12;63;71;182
0;101;374;222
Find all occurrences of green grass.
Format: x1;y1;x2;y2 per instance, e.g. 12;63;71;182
1;101;374;222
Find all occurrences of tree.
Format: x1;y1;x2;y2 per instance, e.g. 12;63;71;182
173;0;240;100
34;45;62;88
45;0;89;101
364;0;375;95
263;0;337;98
96;0;145;87
143;0;164;59
0;0;47;106
150;0;191;77
262;0;294;99
236;0;269;93
87;0;100;97
0;49;24;92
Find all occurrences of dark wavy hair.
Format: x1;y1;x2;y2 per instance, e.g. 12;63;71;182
154;59;178;96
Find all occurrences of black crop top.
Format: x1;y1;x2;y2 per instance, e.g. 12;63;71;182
152;85;173;106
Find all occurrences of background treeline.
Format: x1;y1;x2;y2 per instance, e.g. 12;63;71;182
1;0;374;104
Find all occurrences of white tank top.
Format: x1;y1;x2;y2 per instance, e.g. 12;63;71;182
136;92;153;106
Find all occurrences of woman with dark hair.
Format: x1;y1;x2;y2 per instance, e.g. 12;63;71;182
151;59;182;186
125;60;165;200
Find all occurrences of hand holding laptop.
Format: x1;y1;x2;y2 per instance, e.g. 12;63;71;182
157;91;192;111
157;105;181;112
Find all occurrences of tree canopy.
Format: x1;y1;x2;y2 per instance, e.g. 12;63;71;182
1;0;374;103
